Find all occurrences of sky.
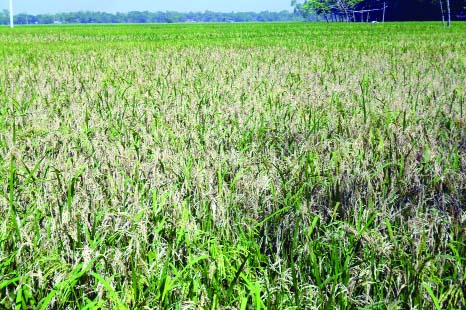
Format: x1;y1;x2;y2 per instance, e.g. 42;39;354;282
2;0;293;14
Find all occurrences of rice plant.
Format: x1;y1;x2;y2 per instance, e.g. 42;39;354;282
0;22;465;309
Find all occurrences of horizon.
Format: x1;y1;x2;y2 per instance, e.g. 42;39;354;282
1;0;293;15
5;9;295;16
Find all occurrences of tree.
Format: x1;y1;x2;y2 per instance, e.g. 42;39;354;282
335;0;366;21
291;0;317;20
439;0;446;26
292;0;464;23
438;0;452;27
304;0;333;21
446;0;451;27
293;0;366;21
1;11;304;25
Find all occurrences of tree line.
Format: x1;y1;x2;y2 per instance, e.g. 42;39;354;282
2;3;465;26
292;0;466;23
0;10;304;25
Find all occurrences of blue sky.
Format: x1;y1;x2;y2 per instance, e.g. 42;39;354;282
2;0;293;14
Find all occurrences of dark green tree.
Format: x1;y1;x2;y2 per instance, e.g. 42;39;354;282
292;0;464;22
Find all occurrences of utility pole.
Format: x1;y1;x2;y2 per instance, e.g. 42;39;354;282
9;0;14;28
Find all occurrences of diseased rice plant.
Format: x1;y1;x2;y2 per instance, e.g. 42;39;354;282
0;22;465;309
